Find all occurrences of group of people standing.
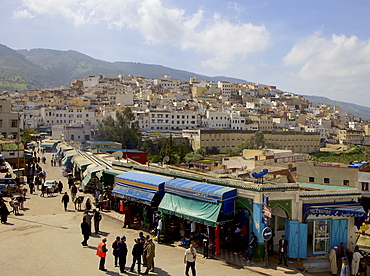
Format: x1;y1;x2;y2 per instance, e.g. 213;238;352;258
329;243;366;276
96;232;156;274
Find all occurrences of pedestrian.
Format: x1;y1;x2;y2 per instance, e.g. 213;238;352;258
203;234;209;259
329;246;338;275
184;244;197;276
143;238;155;274
40;183;46;197
243;232;258;265
29;181;35;194
83;210;92;235
0;200;10;224
234;226;242;254
118;236;128;273
112;236;120;267
61;192;69;212
142;235;150;267
58;181;63;194
81;217;90;246
85;198;92;211
68;177;74;189
352;246;363;276
6;184;12;197
92;209;102;234
130;239;144;273
96;238;108;271
122;202;131;228
156;217;162;243
340;257;350;276
338;242;348;273
98;192;105;211
278;235;288;266
71;184;77;202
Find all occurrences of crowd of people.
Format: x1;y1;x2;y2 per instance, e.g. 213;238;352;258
329;243;367;276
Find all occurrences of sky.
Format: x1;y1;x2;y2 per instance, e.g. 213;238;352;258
1;0;370;106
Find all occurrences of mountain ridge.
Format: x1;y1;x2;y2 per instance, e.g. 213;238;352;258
1;43;370;121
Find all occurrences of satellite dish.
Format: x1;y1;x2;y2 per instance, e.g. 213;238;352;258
163;156;170;164
113;151;123;160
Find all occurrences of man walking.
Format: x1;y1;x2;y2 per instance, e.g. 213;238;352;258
278;235;288;267
184;244;197;276
93;209;102;234
81;217;90;246
61;192;69;212
71;184;77;202
156;217;162;243
83;210;92;235
96;238;108;271
143;238;155;274
118;236;128;273
130;239;144;273
329;246;338;275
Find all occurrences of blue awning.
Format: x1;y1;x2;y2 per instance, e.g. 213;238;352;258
164;178;237;203
303;201;367;221
116;171;172;193
164;178;237;215
112;184;156;205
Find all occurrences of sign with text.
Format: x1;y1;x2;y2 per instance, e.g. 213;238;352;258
262;205;272;218
262;194;269;206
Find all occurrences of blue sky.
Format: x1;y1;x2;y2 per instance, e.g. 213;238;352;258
1;0;370;107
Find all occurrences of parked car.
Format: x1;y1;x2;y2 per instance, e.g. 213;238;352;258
43;180;59;193
0;178;18;195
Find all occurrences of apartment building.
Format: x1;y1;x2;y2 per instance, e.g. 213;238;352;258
0;99;19;139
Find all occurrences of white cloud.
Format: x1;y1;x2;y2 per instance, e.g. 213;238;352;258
283;32;370;83
13;9;34;19
15;0;270;70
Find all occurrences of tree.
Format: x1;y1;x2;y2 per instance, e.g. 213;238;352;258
93;107;141;149
20;127;39;143
250;131;265;149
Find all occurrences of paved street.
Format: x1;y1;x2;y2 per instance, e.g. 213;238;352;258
0;152;261;276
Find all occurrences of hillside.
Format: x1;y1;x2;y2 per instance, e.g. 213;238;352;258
0;43;370;121
303;95;370;121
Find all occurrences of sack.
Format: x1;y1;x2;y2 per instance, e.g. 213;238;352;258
103;247;108;252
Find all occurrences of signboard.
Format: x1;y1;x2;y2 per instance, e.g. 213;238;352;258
262;217;269;225
262;227;273;241
262;205;272;218
262;194;269;206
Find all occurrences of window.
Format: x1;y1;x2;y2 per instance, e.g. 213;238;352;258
309;177;314;182
362;182;369;191
11;120;18;128
324;178;330;184
343;180;349;186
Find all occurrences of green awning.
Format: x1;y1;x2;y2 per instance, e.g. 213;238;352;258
41;143;55;148
158;193;222;227
103;169;123;176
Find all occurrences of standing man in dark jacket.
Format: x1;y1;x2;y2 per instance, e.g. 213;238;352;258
118;236;128;273
278;235;288;266
112;236;120;267
61;192;69;211
130;239;144;273
81;217;90;246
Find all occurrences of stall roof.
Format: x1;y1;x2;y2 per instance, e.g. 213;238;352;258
116;171;173;192
112;184;156;205
159;193;221;227
303;201;367;222
164;178;237;204
73;156;93;170
65;150;78;157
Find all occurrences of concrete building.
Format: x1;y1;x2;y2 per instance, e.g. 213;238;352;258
182;129;320;154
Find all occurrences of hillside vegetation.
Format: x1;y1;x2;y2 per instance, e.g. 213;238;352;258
311;146;370;164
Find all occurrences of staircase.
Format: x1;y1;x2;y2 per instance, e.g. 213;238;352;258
300;255;330;273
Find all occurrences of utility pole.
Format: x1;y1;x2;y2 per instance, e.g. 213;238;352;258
17;112;20;186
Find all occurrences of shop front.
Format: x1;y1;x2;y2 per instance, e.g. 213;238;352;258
112;171;173;229
158;178;237;255
286;201;367;258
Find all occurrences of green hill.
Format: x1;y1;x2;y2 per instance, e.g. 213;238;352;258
1;43;370;121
